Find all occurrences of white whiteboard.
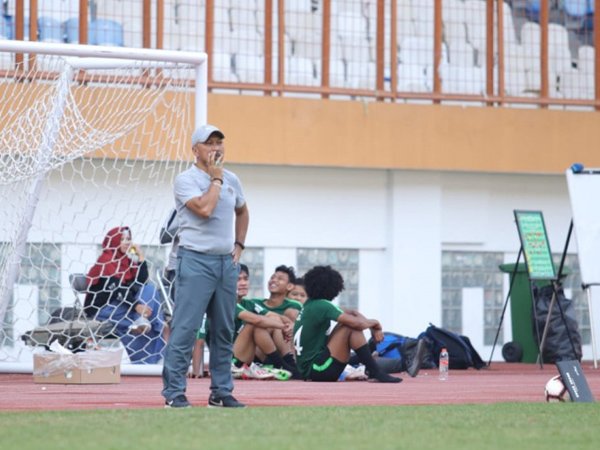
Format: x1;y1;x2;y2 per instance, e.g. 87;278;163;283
566;168;600;286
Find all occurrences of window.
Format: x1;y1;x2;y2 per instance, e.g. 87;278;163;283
441;251;504;345
297;248;359;309
240;247;265;299
0;242;61;348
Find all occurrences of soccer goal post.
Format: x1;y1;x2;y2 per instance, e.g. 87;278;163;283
0;41;206;375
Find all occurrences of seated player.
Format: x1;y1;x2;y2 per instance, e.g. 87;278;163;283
293;265;402;383
247;265;303;321
232;265;299;379
244;265;303;375
287;277;308;304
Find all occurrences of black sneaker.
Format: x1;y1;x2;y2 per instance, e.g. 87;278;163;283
371;373;403;383
407;338;427;378
208;394;246;408
165;394;191;408
366;368;403;383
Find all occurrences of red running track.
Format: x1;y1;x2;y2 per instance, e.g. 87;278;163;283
1;362;599;411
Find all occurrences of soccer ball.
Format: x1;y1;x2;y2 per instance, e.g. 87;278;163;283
544;375;569;403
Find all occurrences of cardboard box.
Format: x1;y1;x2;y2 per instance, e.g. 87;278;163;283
33;349;122;384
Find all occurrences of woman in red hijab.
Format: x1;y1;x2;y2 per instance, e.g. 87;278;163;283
84;226;166;364
84;226;151;325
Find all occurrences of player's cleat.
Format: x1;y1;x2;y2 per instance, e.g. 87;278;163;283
165;394;191;408
241;363;275;380
371;373;402;383
366;368;403;383
231;363;245;379
208;394;246;408
344;364;369;381
262;365;292;381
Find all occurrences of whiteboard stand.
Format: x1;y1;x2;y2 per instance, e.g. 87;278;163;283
487;247;522;367
584;286;598;369
514;210;578;369
537;220;579;367
566;167;600;369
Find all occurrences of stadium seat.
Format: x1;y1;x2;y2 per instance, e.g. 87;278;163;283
439;64;486;95
412;2;434;39
0;17;14;70
447;40;476;67
286;0;314;13
346;60;376;90
90;19;124;46
234;53;265;83
95;0;143;47
464;0;487;66
38;0;79;22
399;37;448;68
504;67;529;97
564;0;594;17
230;0;261;35
501;3;519;47
577;45;594;73
503;43;528;94
564;0;595;32
560;69;594;100
520;21;541;73
161;1;204;51
0;14;12;39
443;0;468;43
397;63;431;93
525;0;541;22
63;17;90;44
395;2;415;47
286;56;318;86
329;58;348;89
38;16;64;42
548;23;573;74
212;51;237;83
286;10;322;60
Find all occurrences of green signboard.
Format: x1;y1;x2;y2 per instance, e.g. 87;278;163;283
514;210;556;280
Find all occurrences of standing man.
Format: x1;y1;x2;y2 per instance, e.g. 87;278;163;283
162;124;249;408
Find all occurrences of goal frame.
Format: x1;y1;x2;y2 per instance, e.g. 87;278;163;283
0;40;207;375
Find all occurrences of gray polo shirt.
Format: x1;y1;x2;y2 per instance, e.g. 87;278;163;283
174;165;246;255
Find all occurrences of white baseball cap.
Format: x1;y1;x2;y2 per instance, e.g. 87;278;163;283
191;124;225;146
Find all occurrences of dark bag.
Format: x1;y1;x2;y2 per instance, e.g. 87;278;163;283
368;332;437;370
533;284;583;363
371;332;407;359
419;323;486;370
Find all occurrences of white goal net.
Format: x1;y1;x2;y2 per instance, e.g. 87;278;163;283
0;41;206;374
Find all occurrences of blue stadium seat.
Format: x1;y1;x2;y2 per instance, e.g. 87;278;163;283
525;1;541;22
1;14;14;39
564;0;594;32
64;17;124;45
564;0;594;17
90;19;124;46
63;17;85;43
38;16;63;42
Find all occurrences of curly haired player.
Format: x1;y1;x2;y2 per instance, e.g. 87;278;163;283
293;265;401;383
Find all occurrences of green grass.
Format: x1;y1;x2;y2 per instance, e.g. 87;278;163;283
1;404;599;450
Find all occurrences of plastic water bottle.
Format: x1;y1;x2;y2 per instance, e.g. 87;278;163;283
439;348;449;381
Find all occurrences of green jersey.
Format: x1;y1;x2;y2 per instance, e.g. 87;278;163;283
293;299;343;378
246;298;303;316
234;299;268;339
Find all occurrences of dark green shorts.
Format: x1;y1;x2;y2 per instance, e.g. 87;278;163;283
308;347;346;382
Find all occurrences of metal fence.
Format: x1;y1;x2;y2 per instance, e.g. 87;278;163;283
1;0;599;108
